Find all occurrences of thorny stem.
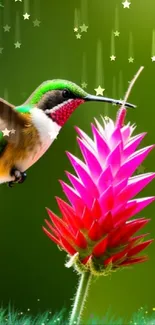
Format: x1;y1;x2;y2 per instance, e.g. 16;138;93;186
69;271;92;325
116;66;144;127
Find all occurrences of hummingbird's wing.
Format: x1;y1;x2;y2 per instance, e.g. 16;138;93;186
0;98;31;147
0;98;15;109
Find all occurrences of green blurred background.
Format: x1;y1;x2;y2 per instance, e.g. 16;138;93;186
0;0;155;321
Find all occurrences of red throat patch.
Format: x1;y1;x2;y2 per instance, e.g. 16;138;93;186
50;99;84;126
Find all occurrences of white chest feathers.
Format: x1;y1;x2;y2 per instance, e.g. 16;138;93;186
16;108;61;172
31;107;61;142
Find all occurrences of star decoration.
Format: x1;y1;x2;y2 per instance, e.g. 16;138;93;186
14;41;21;48
15;0;22;2
94;85;105;96
110;55;116;61
128;57;134;63
76;33;81;39
10;129;16;134
114;30;120;37
2;128;10;136
23;13;30;20
151;56;155;62
3;24;11;32
80;24;88;33
74;27;78;32
81;82;87;89
33;19;41;27
0;47;4;54
48;130;59;141
122;0;131;8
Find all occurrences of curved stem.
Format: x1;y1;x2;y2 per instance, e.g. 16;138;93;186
69;271;92;325
120;66;144;110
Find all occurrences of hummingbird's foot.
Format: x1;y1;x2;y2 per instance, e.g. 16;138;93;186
8;168;27;187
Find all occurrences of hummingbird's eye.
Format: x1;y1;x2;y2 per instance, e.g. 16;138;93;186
62;89;71;99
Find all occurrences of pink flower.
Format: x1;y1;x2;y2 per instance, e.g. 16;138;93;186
43;108;155;275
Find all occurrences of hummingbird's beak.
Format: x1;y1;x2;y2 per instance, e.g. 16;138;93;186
84;94;136;109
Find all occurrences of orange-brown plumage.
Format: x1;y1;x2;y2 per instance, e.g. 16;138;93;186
0;111;41;183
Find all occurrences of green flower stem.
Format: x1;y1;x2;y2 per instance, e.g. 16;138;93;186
69;271;92;325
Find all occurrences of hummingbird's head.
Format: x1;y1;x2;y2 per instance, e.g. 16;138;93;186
25;79;135;127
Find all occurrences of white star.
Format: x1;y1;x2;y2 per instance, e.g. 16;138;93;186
114;31;120;37
10;129;16;134
94;85;105;96
110;55;116;61
2;128;10;136
33;19;41;27
48;132;57;140
48;126;60;140
15;0;22;2
3;24;11;32
80;24;88;32
76;33;81;39
74;27;78;32
122;0;131;8
14;41;21;48
81;82;87;89
128;57;134;63
23;13;30;20
151;56;155;62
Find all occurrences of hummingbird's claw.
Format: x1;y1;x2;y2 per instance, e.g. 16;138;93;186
8;168;27;188
7;182;15;188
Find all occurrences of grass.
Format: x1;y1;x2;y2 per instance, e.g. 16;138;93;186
0;306;154;325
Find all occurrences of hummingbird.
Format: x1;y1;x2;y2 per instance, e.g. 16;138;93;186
0;79;135;187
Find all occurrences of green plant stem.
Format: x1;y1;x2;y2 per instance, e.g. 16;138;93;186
69;271;92;325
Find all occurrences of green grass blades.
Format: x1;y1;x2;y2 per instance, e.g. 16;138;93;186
0;307;66;325
0;306;155;324
86;307;155;325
